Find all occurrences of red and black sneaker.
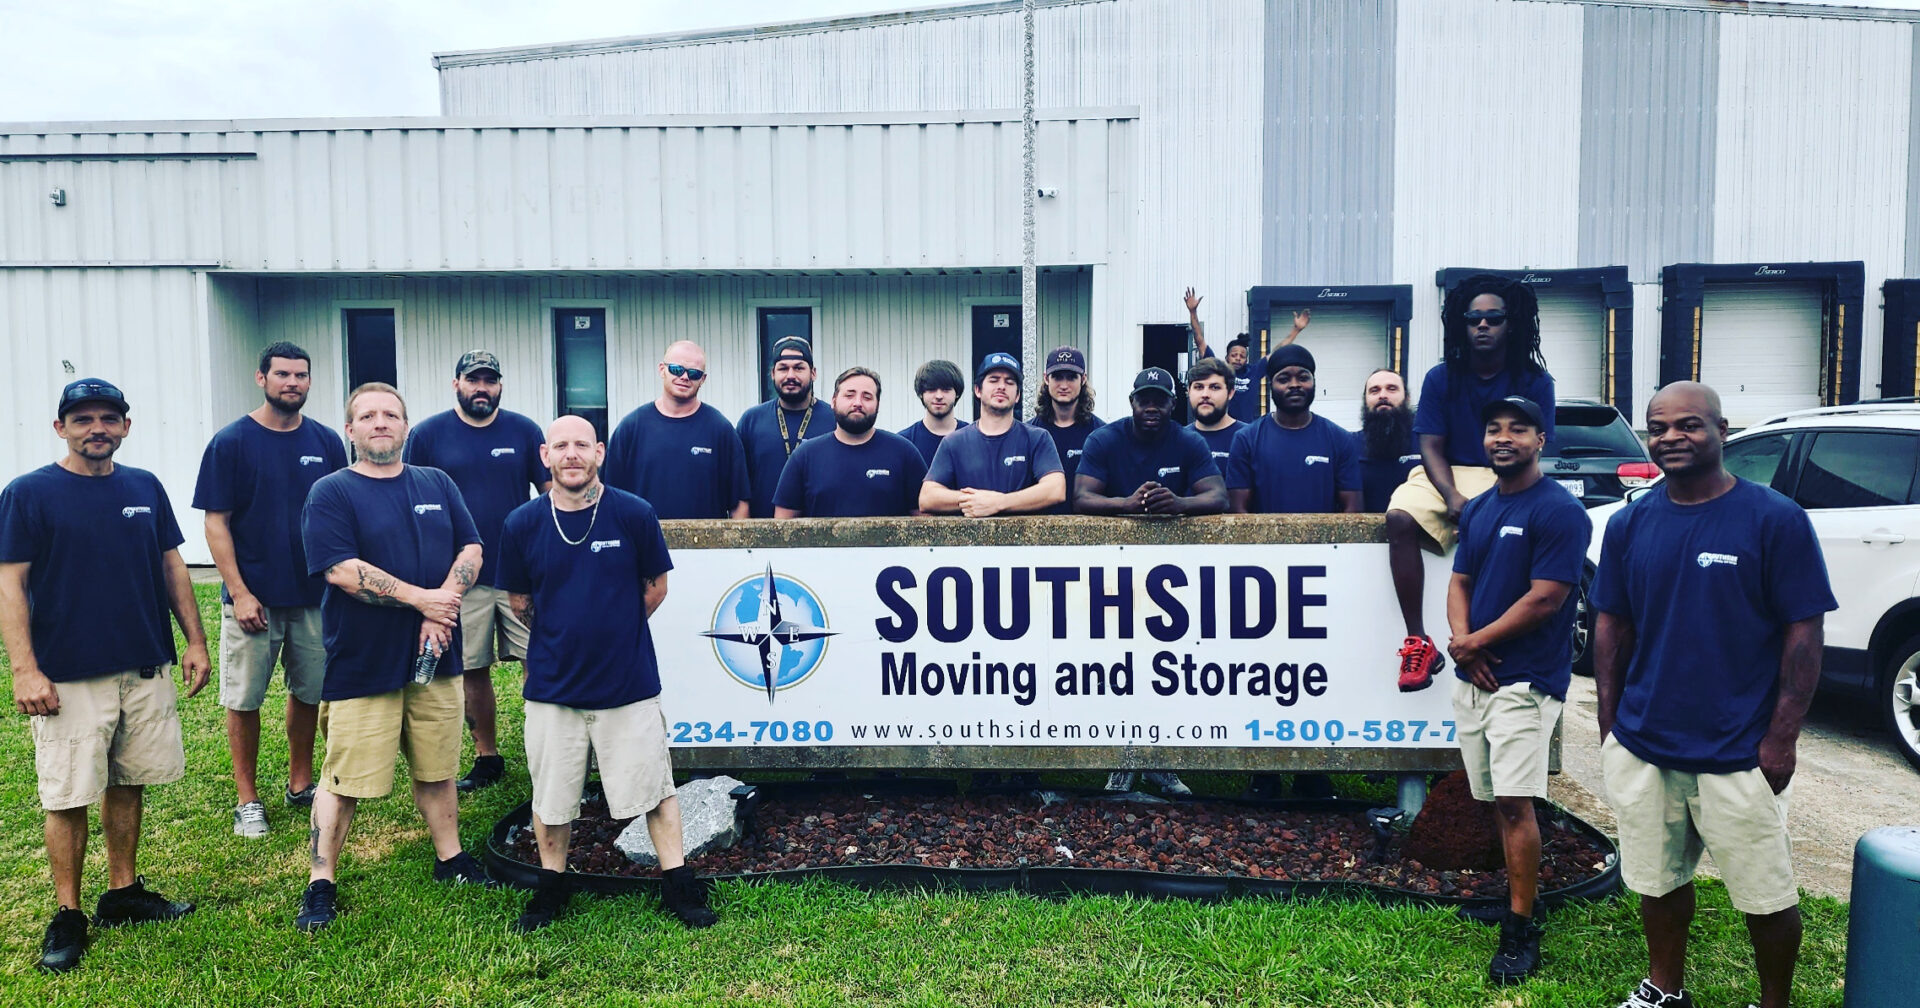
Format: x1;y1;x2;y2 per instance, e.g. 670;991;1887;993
1397;636;1444;692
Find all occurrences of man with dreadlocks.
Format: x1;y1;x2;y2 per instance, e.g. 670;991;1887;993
1385;275;1556;693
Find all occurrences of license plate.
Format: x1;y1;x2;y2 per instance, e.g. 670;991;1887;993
1556;478;1586;496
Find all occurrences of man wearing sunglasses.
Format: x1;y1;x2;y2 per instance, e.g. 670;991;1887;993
1385;275;1555;694
2;379;211;972
604;341;751;520
737;336;834;518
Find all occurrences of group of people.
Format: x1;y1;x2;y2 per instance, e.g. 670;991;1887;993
1;274;1830;1008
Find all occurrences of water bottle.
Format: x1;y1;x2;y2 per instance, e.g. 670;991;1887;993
413;639;440;685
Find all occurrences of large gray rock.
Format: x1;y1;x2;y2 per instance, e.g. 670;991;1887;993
616;775;746;867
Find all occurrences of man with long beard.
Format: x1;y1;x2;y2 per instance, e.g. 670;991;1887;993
404;351;550;794
737;336;834;518
774;367;926;518
1357;368;1422;513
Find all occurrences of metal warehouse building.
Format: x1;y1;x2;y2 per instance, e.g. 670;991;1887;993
4;0;1920;561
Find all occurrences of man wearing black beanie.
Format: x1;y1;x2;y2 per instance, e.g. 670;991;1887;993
1224;343;1361;515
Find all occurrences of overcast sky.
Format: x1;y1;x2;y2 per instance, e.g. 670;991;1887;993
5;0;1917;123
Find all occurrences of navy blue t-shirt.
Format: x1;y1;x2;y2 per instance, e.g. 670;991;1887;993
496;489;673;709
1451;476;1589;700
193;415;348;608
898;418;969;465
1224;414;1361;513
1030;415;1101;514
1357;428;1422;513
925;422;1064;498
773;431;928;517
0;464;183;682
1189;420;1243;469
301;467;481;702
603;403;751;520
1592;479;1837;773
1412;364;1557;466
737;399;835;518
1077;419;1221;499
403;409;548;584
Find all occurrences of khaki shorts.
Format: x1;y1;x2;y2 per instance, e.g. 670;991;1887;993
317;676;463;799
1452;678;1562;801
31;666;186;811
1386;465;1497;551
525;696;676;826
218;604;326;710
1601;735;1798;914
461;585;530;671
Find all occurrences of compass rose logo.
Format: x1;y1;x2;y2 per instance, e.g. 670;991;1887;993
701;565;837;702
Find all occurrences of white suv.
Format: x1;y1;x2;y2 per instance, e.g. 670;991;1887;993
1582;402;1920;772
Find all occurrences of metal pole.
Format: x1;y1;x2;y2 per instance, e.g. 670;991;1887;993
1020;0;1038;387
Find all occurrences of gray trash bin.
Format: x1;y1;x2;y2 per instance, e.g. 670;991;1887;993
1845;826;1920;1008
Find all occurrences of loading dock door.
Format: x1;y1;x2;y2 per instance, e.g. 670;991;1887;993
1535;289;1604;402
1700;282;1823;427
1292;304;1390;431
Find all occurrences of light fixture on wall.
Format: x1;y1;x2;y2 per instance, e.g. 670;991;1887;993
49;187;67;207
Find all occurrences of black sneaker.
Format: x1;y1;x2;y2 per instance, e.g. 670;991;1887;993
433;851;499;888
295;880;337;933
456;755;506;793
513;870;573;933
1243;774;1283;800
285;782;316;808
1488;910;1543;984
660;865;717;929
94;877;194;928
1615;978;1694;1007
36;908;88;973
1457;899;1544;926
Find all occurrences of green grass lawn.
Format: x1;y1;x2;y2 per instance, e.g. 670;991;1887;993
0;585;1849;1006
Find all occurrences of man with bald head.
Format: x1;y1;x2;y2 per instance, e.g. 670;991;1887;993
495;415;717;933
1591;381;1834;1008
604;341;750;520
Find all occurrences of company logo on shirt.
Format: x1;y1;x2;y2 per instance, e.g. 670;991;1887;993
1696;551;1740;568
866;469;892;479
1499;525;1525;538
298;455;326;466
491;447;516;457
690;446;714;456
1304;455;1330;466
589;539;622;553
1002;455;1027;467
1398;454;1421;464
413;503;443;515
1067;449;1083;459
121;506;152;518
1212;450;1230;460
1157;466;1182;478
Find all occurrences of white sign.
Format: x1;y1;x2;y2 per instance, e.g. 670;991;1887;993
992;313;1011;328
652;544;1457;750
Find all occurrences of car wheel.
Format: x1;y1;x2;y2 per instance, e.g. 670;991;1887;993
1882;634;1920;773
1571;562;1596;677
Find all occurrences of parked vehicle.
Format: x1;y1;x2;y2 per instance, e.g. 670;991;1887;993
1545;399;1659;509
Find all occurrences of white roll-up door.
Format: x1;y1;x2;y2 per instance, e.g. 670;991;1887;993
1284;305;1391;431
1700;282;1823;427
1535;288;1605;402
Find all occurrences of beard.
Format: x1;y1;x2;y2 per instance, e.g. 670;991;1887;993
923;398;953;420
1360;403;1415;460
458;390;497;420
1190;398;1225;425
359;442;403;465
265;389;308;415
836;410;877;436
778;383;814;408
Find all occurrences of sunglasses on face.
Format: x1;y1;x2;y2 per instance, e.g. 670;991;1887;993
1463;311;1508;326
663;362;707;381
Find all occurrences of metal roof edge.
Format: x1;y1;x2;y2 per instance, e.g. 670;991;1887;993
0;108;1141;136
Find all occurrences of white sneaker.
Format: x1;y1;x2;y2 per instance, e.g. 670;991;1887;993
1104;771;1136;792
1142;771;1192;796
232;801;269;838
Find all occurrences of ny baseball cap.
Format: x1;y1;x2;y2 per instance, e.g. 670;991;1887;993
1480;395;1546;429
1045;346;1087;376
455;350;503;378
57;378;130;419
976;352;1022;382
771;336;814;365
1131;367;1176;399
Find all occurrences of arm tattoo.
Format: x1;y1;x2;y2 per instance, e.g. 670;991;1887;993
350;563;410;607
510;594;535;630
451;560;476;592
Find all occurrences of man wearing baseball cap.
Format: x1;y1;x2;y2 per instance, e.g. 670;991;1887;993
737;336;834;518
1444;394;1587;984
1225;344;1361;515
1;379;211;972
1028;346;1102;513
1074;368;1225;517
920;353;1064;516
404;351;551;793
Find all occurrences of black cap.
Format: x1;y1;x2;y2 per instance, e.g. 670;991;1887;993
771;336;814;366
455;350;502;378
1266;343;1316;375
57;378;130;419
976;352;1021;382
1131;367;1176;399
1044;346;1086;376
1480;395;1546;429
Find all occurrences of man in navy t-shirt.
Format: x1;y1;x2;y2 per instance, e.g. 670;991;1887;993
774;367;927;518
898;359;969;464
1;378;211;972
493;415;717;933
1075;368;1225;517
295;383;491;932
1356;368;1422;513
737;336;834;518
1186;286;1309;425
1386;275;1556;694
1225;344;1361;515
404;350;551;794
1185;356;1242;466
194;340;347;838
1591;382;1834;1008
1442;395;1587;984
1028;346;1102;514
922;353;1065;516
604;340;751;520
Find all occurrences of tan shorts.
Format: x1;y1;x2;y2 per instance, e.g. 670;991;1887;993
1386;465;1497;551
31;666;186;811
1452;678;1562;801
461;584;530;671
1601;735;1798;914
525;696;676;826
317;675;464;799
218;604;326;710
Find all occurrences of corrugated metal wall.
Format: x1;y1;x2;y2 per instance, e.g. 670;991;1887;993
1911;23;1920;278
